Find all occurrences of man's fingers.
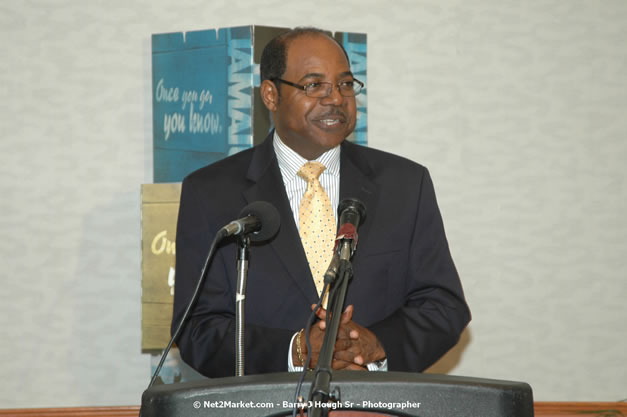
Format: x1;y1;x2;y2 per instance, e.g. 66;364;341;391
332;359;368;371
331;358;366;371
340;305;354;323
345;363;368;371
333;346;366;365
312;304;355;323
312;304;326;319
333;338;353;351
333;350;355;364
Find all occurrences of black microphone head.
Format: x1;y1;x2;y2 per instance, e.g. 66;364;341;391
237;201;280;242
338;198;366;227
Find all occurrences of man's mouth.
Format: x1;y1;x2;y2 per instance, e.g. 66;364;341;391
314;112;347;127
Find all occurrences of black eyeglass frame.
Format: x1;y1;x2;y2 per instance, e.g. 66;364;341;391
271;78;364;98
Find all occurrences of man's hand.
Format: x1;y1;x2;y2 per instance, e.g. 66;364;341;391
315;304;386;368
292;305;367;370
291;304;386;371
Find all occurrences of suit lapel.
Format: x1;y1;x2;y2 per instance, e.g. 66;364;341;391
339;141;379;253
242;135;318;302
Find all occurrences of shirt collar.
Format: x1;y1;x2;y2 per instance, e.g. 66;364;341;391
273;130;341;181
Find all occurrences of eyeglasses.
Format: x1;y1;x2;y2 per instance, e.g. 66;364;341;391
272;78;364;98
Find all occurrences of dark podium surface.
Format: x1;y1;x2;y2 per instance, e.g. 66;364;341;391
141;371;534;417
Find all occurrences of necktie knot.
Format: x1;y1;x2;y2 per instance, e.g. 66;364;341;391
298;161;326;183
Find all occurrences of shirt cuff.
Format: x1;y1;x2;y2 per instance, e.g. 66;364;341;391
367;358;388;371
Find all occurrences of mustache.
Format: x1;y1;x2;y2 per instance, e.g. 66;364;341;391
315;109;348;120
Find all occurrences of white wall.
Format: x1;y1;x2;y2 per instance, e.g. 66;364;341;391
1;0;625;408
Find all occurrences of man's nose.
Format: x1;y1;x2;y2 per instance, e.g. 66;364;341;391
320;84;344;105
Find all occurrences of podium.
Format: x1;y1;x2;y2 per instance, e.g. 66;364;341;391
141;371;533;417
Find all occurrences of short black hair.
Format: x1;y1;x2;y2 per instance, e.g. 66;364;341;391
260;27;350;95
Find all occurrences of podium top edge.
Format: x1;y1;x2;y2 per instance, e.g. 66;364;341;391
144;371;532;394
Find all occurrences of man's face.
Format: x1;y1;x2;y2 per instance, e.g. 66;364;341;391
269;34;357;160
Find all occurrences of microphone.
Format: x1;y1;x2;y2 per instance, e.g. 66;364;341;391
306;198;366;415
220;201;280;242
336;198;366;251
324;198;366;284
228;201;280;376
145;201;280;389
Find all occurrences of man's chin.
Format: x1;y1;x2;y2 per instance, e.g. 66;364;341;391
316;136;347;151
312;126;353;146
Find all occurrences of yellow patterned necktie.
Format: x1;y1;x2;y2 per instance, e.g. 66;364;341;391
297;162;336;302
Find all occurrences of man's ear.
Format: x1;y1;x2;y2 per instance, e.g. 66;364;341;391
260;79;279;112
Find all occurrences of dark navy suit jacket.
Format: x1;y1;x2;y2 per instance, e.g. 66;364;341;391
172;133;470;377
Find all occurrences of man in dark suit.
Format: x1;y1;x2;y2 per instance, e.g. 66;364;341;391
172;27;470;378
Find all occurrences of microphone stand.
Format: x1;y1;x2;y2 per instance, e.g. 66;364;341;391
235;236;250;377
308;241;353;417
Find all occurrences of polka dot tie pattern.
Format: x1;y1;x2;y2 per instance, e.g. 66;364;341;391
297;161;336;305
